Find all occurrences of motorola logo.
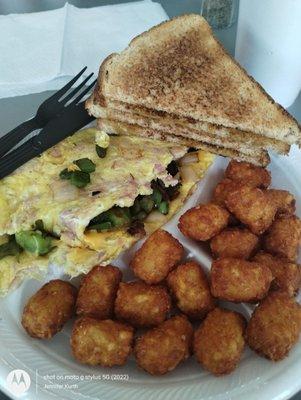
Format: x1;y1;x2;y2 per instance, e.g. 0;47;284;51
6;369;31;396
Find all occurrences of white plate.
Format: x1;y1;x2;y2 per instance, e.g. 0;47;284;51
1;149;301;400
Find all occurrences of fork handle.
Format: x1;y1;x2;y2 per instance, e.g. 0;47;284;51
0;118;39;158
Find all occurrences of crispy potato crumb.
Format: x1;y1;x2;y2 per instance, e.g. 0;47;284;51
210;258;273;303
268;189;296;218
71;317;134;366
134;315;193;375
264;216;301;262
130;229;184;284
225;186;278;235
76;265;122;319
114;281;171;327
253;251;301;296
246;291;301;361
212;178;245;207
178;203;229;241
194;307;246;375
22;279;77;339
210;228;259;259
225;160;271;188
167;261;215;319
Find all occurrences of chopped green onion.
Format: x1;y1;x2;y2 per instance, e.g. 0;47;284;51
33;219;59;239
70;171;90;188
59;168;72;180
107;208;131;228
152;188;163;206
140;196;155;213
135;211;147;221
122;207;132;219
130;198;141;216
89;221;112;232
74;158;96;173
34;219;44;232
90;212;108;225
0;236;22;260
87;186;170;233
158;201;169;215
15;231;53;256
96;145;107;158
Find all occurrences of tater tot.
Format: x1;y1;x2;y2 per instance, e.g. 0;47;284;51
246;291;301;361
22;279;77;339
193;307;246;375
225;160;271;188
253;251;301;296
167;261;215;319
114;281;171;327
71;317;134;366
134;315;193;375
130;229;184;284
210;258;273;303
225;186;278;235
264;216;301;262
210;228;259;259
178;203;229;241
76;265;122;319
212;178;245;207
268;189;296;217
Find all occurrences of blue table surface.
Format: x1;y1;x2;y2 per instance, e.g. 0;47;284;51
0;1;300;400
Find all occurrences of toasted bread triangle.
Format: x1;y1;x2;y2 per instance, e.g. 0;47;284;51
97;14;301;144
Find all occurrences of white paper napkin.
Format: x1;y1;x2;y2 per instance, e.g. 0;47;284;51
0;1;168;99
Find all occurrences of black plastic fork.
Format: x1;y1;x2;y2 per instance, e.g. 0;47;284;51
0;66;96;158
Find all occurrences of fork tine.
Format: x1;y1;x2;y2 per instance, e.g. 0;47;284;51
0;139;37;179
49;66;88;101
0;67;91;160
60;73;94;105
69;79;97;105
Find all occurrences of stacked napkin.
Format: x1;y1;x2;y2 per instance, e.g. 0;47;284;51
0;1;168;99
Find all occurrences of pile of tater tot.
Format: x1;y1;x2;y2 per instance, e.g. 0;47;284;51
21;160;301;377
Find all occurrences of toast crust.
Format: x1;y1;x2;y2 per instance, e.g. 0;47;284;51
97;118;270;166
87;100;289;155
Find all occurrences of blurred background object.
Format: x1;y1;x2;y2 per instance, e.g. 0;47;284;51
201;0;238;29
235;0;301;108
0;0;199;16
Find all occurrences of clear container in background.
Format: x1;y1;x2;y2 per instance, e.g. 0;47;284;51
235;0;301;108
201;0;239;29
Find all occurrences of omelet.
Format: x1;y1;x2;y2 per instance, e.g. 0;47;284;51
0;129;184;243
0;128;214;296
